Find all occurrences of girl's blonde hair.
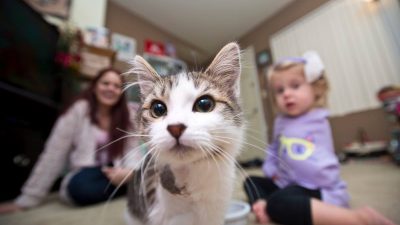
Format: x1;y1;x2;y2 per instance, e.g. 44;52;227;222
267;61;329;108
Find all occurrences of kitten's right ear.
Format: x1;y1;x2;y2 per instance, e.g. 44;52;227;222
205;42;241;98
131;55;160;96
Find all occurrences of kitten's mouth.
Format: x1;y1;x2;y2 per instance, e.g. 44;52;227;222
170;143;193;153
165;142;227;165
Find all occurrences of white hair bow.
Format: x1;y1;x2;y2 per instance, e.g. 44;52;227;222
303;51;324;83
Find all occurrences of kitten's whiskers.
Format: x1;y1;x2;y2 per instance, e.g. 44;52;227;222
197;141;223;178
206;142;262;202
96;133;151;153
213;135;295;178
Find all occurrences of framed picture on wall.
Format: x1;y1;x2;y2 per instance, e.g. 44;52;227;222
111;33;137;61
256;49;272;68
24;0;71;19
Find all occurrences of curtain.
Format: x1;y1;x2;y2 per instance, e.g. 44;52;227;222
270;0;400;116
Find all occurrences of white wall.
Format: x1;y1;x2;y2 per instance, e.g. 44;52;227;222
69;0;107;28
270;0;400;116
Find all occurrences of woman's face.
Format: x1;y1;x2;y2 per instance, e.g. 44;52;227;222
94;71;123;108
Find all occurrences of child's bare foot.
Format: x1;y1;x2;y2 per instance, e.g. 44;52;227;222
252;200;270;224
355;207;396;225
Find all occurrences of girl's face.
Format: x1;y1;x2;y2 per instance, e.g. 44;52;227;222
94;71;123;108
271;65;315;117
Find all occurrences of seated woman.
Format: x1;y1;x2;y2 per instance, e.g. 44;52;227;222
0;67;142;212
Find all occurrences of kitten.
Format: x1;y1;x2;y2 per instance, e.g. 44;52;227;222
125;42;244;225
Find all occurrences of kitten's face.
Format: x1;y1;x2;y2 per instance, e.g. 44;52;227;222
131;43;243;166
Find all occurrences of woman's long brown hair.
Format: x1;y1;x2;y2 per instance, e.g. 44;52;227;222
62;67;132;159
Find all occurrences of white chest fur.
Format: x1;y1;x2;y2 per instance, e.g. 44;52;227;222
148;160;235;225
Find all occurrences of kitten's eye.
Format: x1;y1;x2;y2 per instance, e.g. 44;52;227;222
193;95;215;113
150;101;167;117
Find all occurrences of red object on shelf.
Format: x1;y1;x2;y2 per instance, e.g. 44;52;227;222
145;39;165;56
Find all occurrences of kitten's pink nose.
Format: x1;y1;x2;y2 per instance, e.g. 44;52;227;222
167;124;187;140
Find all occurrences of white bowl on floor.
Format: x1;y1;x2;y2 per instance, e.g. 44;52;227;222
224;200;251;225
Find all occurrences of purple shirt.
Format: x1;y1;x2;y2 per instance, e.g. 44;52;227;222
262;108;349;207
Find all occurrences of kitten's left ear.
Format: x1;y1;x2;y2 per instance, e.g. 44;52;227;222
130;55;160;97
205;42;241;97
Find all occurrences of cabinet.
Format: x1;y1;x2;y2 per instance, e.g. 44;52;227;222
0;82;59;201
0;0;60;201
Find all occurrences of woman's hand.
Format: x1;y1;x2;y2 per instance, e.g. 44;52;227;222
102;167;134;186
0;202;23;214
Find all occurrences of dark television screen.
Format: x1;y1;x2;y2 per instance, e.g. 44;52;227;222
0;0;60;101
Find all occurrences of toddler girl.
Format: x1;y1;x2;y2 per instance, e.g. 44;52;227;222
244;51;396;225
